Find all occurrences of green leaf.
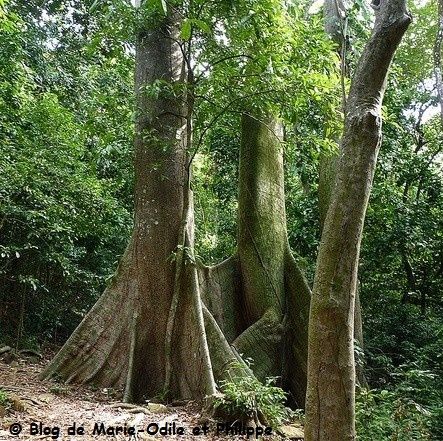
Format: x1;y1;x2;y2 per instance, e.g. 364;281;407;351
144;0;166;14
90;0;101;13
180;19;192;40
191;19;211;34
180;19;210;41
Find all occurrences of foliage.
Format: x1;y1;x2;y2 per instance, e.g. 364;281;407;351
316;4;443;438
190;1;341;266
357;3;443;432
0;389;10;407
0;1;133;343
214;362;289;427
356;389;431;440
193;125;238;263
356;373;442;441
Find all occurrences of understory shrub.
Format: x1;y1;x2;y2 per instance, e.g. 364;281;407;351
214;362;290;427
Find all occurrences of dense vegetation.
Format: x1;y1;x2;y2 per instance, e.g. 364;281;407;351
0;0;441;438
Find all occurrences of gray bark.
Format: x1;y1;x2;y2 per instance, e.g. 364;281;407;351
198;114;311;407
321;0;367;389
305;1;411;440
41;8;217;403
324;0;346;47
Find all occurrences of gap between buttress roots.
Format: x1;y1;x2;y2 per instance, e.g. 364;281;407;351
123;311;138;402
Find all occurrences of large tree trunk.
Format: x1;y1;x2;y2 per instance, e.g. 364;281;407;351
305;1;411;440
41;9;312;409
234;115;288;383
198;114;311;407
41;8;217;403
236;114;310;406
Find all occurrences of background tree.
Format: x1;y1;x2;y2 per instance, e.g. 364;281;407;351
356;1;443;438
0;0;133;345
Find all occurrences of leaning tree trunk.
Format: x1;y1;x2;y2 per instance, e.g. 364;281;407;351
40;8;218;403
321;0;367;388
305;1;411;440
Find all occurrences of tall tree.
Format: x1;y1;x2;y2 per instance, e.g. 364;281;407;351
194;0;341;405
305;0;411;439
41;2;218;402
321;0;367;387
231;113;310;405
41;0;313;406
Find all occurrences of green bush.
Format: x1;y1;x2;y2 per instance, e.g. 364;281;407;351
0;6;132;344
356;380;436;440
214;364;289;427
0;92;131;342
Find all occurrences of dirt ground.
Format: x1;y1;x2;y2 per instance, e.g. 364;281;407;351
0;354;304;441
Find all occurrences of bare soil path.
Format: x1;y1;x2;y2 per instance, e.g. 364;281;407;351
0;354;303;441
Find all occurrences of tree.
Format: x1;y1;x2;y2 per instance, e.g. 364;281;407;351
40;0;316;407
41;3;220;402
305;1;411;439
194;0;338;406
321;0;367;387
224;113;310;405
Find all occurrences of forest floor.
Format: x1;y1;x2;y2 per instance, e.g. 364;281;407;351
0;352;304;441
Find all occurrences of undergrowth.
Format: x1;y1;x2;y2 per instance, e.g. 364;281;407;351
0;389;10;407
213;360;290;427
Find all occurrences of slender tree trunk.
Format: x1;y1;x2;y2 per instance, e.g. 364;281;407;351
321;0;367;389
319;158;367;388
305;1;411;440
435;0;443;125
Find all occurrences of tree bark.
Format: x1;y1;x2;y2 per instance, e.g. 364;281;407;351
197;114;311;407
305;1;411;440
321;0;367;388
236;114;311;406
435;0;443;126
41;8;217;402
